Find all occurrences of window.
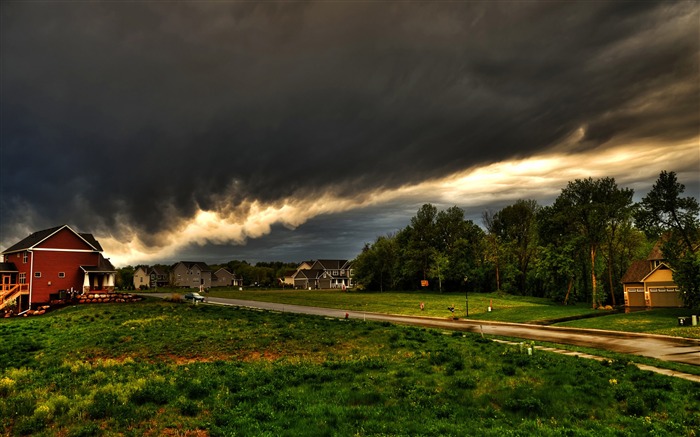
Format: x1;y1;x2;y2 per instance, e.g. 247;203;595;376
19;273;26;284
649;287;677;293
34;272;41;278
333;270;338;276
627;287;643;293
23;252;28;264
58;272;65;279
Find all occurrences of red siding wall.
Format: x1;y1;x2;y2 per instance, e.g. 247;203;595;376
36;228;94;251
31;251;100;303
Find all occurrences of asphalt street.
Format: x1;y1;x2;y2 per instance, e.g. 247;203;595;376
146;293;700;368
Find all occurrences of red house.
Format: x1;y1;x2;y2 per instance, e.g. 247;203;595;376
1;225;116;311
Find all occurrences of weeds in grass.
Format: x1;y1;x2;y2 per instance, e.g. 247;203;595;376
0;301;698;436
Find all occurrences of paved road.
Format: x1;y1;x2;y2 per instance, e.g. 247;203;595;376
146;293;700;367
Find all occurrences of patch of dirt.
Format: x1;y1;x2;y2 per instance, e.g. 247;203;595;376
148;428;209;437
241;350;283;362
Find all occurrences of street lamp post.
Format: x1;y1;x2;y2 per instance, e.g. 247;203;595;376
464;276;469;317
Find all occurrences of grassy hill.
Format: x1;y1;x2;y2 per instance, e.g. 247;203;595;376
1;300;698;436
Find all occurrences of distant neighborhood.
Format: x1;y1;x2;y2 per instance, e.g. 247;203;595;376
132;259;353;291
0;224;356;314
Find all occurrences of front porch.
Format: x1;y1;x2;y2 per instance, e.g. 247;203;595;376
81;268;116;293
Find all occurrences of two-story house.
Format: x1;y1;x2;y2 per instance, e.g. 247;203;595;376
133;265;170;289
170;261;212;289
211;268;241;287
292;259;352;289
1;225;116;310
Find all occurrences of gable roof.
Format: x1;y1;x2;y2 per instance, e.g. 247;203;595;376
641;262;673;282
621;260;651;284
2;225;102;253
314;260;350;270
81;254;116;273
213;267;234;277
294;269;324;280
174;261;211;272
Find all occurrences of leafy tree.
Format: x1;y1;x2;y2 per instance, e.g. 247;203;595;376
548;177;633;308
482;210;503;292
429;251;449;292
536;205;582;303
405;204;438;283
352;235;400;291
489;199;540;294
116;266;134;290
635;171;700;308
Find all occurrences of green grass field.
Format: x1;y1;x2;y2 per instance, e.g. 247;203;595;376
205;289;601;322
1;300;698;436
202;288;700;338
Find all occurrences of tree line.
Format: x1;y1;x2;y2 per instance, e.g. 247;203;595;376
352;171;700;309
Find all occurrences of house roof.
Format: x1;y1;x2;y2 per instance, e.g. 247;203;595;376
81;254;116;273
2;225;102;253
213;267;233;278
174;261;211;272
641;262;673;283
621;260;651;284
150;266;169;275
0;262;18;273
315;259;351;270
647;242;665;261
294;269;324;279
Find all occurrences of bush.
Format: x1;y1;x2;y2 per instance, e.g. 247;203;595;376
169;293;183;302
130;380;173;405
626;396;647;416
88;390;120;419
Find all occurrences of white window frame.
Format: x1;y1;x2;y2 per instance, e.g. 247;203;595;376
34;272;41;278
58;272;65;278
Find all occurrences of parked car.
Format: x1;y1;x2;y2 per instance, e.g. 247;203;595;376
183;292;205;303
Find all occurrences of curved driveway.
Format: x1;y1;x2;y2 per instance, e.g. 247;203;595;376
147;294;700;368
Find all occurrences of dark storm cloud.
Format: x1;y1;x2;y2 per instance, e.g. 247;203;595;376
1;2;698;248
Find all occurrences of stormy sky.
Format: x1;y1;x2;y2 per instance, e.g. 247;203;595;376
1;1;698;267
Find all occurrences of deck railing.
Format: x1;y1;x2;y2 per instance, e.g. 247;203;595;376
0;284;30;310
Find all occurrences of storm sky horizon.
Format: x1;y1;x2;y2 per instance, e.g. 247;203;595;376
1;2;698;267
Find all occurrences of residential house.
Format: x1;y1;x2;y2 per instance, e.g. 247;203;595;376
150;266;170;288
133;265;170;289
280;269;297;287
170;261;212;289
133;266;150;290
292;259;353;289
621;243;682;308
1;225;116;310
212;268;241;287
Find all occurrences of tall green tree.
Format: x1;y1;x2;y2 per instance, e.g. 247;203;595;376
406;204;438;282
635;171;700;308
490;199;540;294
549;177;633;308
482;210;503;292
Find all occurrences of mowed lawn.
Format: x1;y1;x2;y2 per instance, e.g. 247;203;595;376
559;308;700;339
204;288;700;338
1;300;698;436
206;289;600;323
